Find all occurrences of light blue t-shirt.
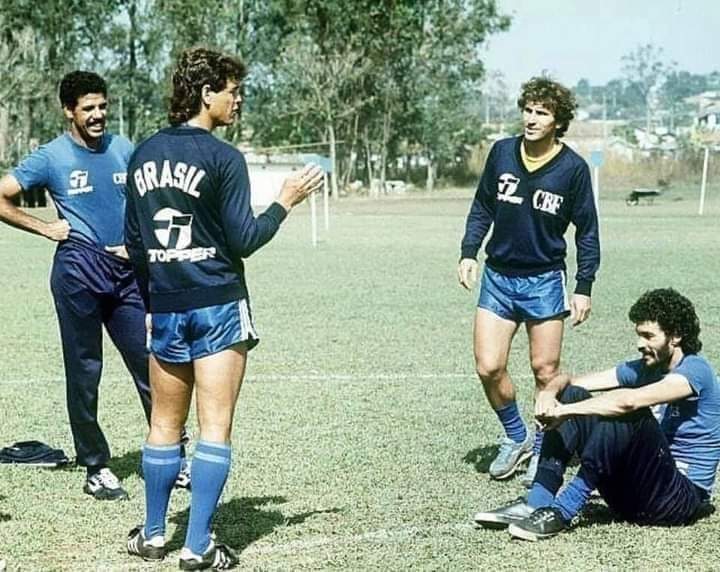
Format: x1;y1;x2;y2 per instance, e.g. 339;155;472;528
13;133;133;248
616;354;720;493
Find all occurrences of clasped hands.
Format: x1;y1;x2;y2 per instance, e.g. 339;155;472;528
534;389;569;432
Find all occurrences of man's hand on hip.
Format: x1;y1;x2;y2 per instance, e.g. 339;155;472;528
105;244;129;259
43;220;70;242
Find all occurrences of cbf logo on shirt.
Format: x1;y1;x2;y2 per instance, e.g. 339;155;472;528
67;170;93;195
533;189;564;215
148;207;215;263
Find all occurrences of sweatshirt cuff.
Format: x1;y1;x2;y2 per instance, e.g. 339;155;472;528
574;280;593;296
460;246;479;261
265;201;289;225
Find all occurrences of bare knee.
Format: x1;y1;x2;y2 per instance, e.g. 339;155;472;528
474;355;507;386
148;417;184;446
198;420;232;444
532;361;561;390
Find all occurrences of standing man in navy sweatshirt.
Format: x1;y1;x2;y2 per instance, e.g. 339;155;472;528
458;77;600;486
124;48;323;569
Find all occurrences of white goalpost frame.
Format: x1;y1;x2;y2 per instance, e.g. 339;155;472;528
310;191;318;247
699;146;710;216
307;162;330;247
323;172;330;231
592;165;600;215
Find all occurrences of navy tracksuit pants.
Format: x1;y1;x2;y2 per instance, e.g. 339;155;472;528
50;241;151;467
537;385;707;525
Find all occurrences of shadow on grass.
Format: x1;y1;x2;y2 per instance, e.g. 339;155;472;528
167;496;342;553
109;449;142;480
463;445;579;474
463;444;499;473
0;494;8;522
575;501;617;528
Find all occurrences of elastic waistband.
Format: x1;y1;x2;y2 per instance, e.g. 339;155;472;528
485;259;565;278
58;236;130;265
149;282;245;313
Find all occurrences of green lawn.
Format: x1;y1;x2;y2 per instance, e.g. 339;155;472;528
1;187;719;570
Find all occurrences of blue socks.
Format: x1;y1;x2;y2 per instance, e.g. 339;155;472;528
494;401;527;443
527;481;555;509
143;443;182;539
552;468;595;522
528;466;595;523
527;462;564;509
185;440;232;556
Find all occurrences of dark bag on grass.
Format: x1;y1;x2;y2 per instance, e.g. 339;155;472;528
0;440;69;467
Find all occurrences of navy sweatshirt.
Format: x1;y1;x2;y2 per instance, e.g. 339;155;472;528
461;136;600;296
125;125;287;313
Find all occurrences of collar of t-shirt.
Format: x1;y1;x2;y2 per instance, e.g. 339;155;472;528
520;139;563;172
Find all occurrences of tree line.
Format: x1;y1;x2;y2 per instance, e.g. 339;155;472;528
573;44;720;135
0;0;511;193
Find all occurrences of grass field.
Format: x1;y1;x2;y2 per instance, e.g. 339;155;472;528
1;185;720;570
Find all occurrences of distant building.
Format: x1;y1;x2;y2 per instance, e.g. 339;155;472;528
697;105;720;130
243;151;303;206
563;119;629;159
243;150;330;205
633;128;678;153
685;91;720;131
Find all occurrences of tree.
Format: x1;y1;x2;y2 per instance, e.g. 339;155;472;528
244;0;509;194
659;71;709;131
1;0;513;191
0;0;123;160
621;44;674;134
402;1;510;190
265;36;372;198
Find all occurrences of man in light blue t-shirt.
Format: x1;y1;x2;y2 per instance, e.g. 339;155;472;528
0;71;188;500
474;288;720;540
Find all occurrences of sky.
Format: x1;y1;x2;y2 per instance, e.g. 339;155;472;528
483;0;720;92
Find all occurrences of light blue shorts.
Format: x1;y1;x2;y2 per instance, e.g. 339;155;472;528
151;299;259;363
477;267;570;322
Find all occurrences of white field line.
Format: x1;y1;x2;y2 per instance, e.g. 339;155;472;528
0;372;535;386
70;523;478;570
240;522;476;557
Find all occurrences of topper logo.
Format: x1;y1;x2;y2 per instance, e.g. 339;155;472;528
152;207;193;249
68;170;93;195
496;173;522;204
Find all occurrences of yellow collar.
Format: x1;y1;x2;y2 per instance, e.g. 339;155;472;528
521;140;561;162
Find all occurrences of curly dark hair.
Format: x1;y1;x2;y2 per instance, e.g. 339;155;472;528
59;71;107;110
628;288;702;354
517;77;577;138
169;47;247;126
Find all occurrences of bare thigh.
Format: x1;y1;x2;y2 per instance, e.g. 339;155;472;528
147;355;194;446
526;318;565;390
473;308;521;408
194;344;248;443
473;308;519;378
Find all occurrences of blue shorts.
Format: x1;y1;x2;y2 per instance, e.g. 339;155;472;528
151;299;259;363
477;267;570;322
